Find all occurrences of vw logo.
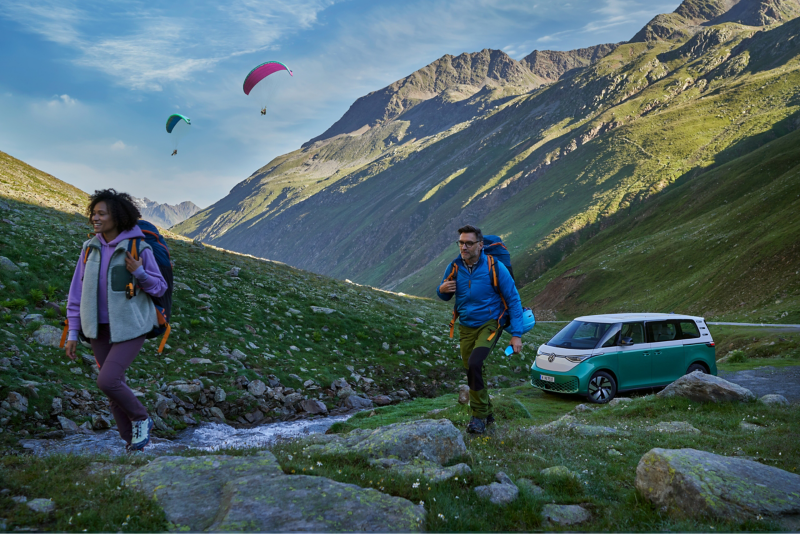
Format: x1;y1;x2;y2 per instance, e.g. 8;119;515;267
548;354;556;363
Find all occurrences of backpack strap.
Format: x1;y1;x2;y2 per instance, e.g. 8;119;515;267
140;229;171;259
445;262;459;338
486;255;508;341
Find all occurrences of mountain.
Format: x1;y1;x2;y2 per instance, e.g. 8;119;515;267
0;150;88;216
174;0;800;322
134;197;201;229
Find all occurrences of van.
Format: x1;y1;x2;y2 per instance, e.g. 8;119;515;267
530;313;716;403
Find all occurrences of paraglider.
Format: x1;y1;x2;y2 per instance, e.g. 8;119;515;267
166;114;190;155
243;61;292;115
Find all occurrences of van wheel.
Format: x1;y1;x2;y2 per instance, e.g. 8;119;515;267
686;363;707;375
587;371;616;404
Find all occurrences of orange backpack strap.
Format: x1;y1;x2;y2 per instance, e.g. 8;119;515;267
449;309;458;338
59;318;69;349
445;262;458;281
446;261;459;338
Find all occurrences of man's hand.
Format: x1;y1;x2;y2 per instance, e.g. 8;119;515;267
125;251;143;273
65;340;77;360
510;336;522;354
439;280;456;294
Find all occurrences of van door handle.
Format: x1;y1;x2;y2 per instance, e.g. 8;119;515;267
653;351;662;355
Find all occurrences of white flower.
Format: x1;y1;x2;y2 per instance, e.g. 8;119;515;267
317;461;323;466
412;482;420;488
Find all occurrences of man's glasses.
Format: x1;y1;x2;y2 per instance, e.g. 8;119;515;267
457;241;478;248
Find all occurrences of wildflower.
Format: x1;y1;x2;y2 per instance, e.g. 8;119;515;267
287;454;293;460
438;513;446;521
317;461;323;466
419;501;424;506
412;482;420;488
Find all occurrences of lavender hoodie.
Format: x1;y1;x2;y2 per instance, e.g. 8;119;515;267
66;227;167;337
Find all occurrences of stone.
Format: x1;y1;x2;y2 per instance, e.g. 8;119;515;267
51;397;62;415
303;419;467;465
0;256;20;272
382;342;390;350
516;478;544;495
300;399;328;414
569;423;628;437
188;358;213;364
343;395;373;410
26;498;56;513
656;372;756;402
7;392;28;413
170;383;202;394
310;306;336;314
30;325;63;348
337;387;355;399
209;474;425;532
645;421;700;434
214;389;227;403
22;313;44;325
609;397;633;406
739;421;766;432
225;267;240;277
125;454;284;531
152;414;171;432
330;378;349;390
57;416;80;433
92;414;112;430
174;282;193;292
541;504;592;525
369;458;471;482
759;394;789;406
229;349;247;360
247;380;267;397
208;407;226;421
608;449;623;456
287;308;302;315
458;385;470;405
283;392;304;406
474;472;519;505
636;448;800;521
373;395;393;406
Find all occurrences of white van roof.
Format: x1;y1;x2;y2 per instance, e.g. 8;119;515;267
574;313;705;324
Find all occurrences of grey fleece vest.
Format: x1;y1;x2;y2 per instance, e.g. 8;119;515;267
80;236;157;343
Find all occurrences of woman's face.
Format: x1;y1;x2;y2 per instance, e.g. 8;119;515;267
91;201;117;235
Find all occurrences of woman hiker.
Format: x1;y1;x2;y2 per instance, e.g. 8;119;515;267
64;189;167;451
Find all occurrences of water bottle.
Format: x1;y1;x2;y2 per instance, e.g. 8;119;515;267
504;345;514;356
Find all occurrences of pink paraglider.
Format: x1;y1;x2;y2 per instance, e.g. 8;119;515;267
243;61;293;95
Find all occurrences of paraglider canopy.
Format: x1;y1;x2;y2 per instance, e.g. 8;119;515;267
243;61;293;95
166;114;191;133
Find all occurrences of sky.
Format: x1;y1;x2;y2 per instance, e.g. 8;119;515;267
0;0;682;208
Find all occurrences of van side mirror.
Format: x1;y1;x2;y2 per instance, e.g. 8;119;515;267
620;337;634;346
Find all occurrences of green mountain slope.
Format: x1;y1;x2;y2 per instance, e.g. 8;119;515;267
174;0;800;322
0;150;88;215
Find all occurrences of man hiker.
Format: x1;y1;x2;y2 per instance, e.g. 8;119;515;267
437;224;524;434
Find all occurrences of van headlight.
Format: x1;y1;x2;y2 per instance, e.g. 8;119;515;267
565;354;592;363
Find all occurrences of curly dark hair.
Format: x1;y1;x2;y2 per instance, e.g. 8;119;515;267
86;189;141;232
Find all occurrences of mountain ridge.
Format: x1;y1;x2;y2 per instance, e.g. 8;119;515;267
134;197;201;229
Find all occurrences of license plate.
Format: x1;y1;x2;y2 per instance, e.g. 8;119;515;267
540;375;555;383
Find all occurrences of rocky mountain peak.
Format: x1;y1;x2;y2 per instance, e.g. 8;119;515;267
521;43;619;84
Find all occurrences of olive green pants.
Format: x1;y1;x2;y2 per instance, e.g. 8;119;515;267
458;321;497;419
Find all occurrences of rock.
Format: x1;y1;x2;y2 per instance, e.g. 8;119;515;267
283;392;304;406
608;449;623;456
57;416;80;433
382;342;390;350
307;419;467;465
474;471;519;505
373;395;392;406
30;325;63;348
740;421;766;432
170;383;202;394
208;407;226;421
636;448;800;520
645;421;700;434
516;478;544;495
300;399;328;414
569;423;628;437
337;387;355;399
214;389;227;403
229;348;247;360
26;498;56;513
656;372;756;402
310;306;336;314
225;267;240;277
287;308;302;315
0;256;20;272
458;385;470;405
343;395;373;410
188;358;213;364
370;458;471;483
330;378;349;390
51;397;62;415
209;474;425;532
174;282;193;292
152;414;171;432
22;313;44;325
92;414;112;430
608;397;633;406
573;403;595;413
540;466;579;480
541;504;592;525
759;394;789;406
247;380;267;397
125;453;284;531
7;392;28;413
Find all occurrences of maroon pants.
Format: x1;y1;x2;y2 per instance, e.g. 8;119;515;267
90;324;148;445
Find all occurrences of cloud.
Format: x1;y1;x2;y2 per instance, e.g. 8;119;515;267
110;140;126;150
46;94;78;107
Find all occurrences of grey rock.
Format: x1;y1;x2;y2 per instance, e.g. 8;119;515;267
209;474;425;532
170;383;202;394
759;394;789;406
214;389;227;403
51;397;62;415
188;358;213;364
330;378;349;390
541;504;592;525
608;449;623;456
608;397;633;407
343;395;373;410
304;419;466;465
0;256;20;272
152;414;171;432
283;392;304;406
208;407;226;421
570;423;628;437
125;453;284;531
337;387;355;399
373;395;393;406
657;371;756;402
636;447;800;520
92;414;112;430
11;496;27;503
229;348;247;360
572;403;595;413
225;267;240;277
739;421;766;432
247;380;267;397
26;498;56;513
645;421;700;434
300;399;328;414
458;385;470;405
174;282;193;292
7;392;28;413
382;342;390;350
287;308;302;315
22;313;44;325
30;325;63;348
474;472;519;505
310;306;336;314
370;458;471;482
57;416;79;433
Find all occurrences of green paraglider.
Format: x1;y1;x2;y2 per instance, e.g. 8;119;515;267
166;114;191;155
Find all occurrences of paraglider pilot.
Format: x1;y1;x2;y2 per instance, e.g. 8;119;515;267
171;150;177;156
261;107;267;115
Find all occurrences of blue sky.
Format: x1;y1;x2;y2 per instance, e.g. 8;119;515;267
0;0;681;207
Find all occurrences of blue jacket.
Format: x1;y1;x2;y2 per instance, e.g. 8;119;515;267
437;252;524;337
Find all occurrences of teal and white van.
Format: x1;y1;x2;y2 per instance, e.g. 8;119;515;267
530;313;716;403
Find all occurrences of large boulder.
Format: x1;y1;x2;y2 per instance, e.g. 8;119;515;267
635;448;800;520
209;474;424;532
759;394;789;406
303;419;467;465
343;395;373;410
541;504;591;526
369;458;471;483
30;325;63;348
656;372;756;402
474;472;519;505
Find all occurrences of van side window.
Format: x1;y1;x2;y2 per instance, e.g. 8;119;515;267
678;321;701;339
647;321;677;343
620;322;645;344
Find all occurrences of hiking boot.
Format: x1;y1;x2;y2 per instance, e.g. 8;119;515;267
467;416;487;434
486;413;495;426
130;417;154;451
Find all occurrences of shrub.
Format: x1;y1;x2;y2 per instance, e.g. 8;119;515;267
2;298;28;310
29;289;45;304
727;349;748;363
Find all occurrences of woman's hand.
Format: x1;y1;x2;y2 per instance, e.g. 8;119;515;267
125;251;143;273
65;340;77;360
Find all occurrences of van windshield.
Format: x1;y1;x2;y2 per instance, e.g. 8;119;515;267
548;321;616;350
